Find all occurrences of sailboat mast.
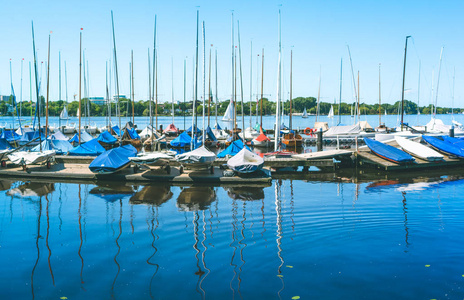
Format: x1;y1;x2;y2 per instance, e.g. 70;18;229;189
105;61;109;130
31;21;42;151
171;57;174;125
184;57;187;130
231;12;235;132
338;57;342;125
153;15;157;131
379;63;381;126
357;71;360;123
274;9;281;152
289;49;293;130
208;47;211;127
111;11;121;137
202;21;206;143
238;21;245;137
78;28;82;145
58;52;61;127
65;61;68;106
260;48;264;129
148;50;153;143
452;67;455;116
417;61;421;115
131;50;135;124
45;34;50;137
215;49;218;127
193;10;199;149
316;66;321;122
434;46;444;116
400;35;411;131
249;40;253;129
20;58;23;119
29;62;32;122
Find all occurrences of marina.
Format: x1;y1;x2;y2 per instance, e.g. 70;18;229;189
1;0;464;298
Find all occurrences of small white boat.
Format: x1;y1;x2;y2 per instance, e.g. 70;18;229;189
239;127;259;140
252;133;274;148
175;146;216;173
62;123;76;134
227;147;264;174
84;122;98;134
129;151;174;173
395;136;444;161
302;107;308;118
7;150;56;169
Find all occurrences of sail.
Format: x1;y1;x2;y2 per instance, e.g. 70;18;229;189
222;100;234;122
60;106;69;120
328;106;334;118
302;107;308;118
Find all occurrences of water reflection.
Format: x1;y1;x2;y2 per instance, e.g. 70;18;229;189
130;185;173;206
177;187;216;211
225;186;265;201
0;180;13;191
365;176;464;193
7;182;55;198
89;182;135;202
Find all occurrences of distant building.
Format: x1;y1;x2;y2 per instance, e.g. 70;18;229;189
112;95;127;102
89;97;106;105
0;95;11;102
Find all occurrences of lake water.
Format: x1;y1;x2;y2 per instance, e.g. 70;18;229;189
1;171;464;299
2;112;463;132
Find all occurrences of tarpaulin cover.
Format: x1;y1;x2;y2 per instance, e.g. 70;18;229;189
163;123;178;134
1;130;21;142
175;145;216;165
364;137;415;163
254;133;270;142
112;125;122;136
123;128;140;140
97;131;118;144
170;131;201;148
423;135;464;158
0;138;11;150
32;138;73;154
185;126;201;135
89;144;137;174
442;136;464;150
217;139;250;158
51;130;68;141
324;124;361;136
19;130;46;143
205;126;218;141
69;131;93;144
227;147;264;173
69;138;106;156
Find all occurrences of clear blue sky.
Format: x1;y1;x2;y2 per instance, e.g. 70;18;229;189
1;0;463;109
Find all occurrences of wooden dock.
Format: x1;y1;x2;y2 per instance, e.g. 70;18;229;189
356;147;464;171
0;163;272;184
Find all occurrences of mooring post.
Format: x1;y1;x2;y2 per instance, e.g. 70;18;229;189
450;125;455;138
317;129;323;152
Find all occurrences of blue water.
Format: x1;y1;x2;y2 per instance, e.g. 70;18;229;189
1;174;464;299
2;113;464;132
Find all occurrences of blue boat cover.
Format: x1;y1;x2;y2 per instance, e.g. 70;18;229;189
217;139;251;158
124;128;140;140
364;138;415;163
422;135;464;158
69;133;79;144
89;144;137;174
112;125;122;136
213;123;222;130
19;130;46;143
185;125;201;135
170;131;201;148
0;138;11;150
442;136;464;149
205;126;218;142
97;131;118;144
69;131;93;144
68;138;106;156
51;130;68;141
31;138;73;154
1;130;21;142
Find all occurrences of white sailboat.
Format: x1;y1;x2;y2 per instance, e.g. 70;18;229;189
60;106;69;120
328;105;334;118
302;107;308;118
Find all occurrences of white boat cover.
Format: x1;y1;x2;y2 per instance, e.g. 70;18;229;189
395;136;444;161
139;125;163;139
129;152;173;165
359;121;373;130
80;130;94;142
227;148;264;173
8;150;56;165
175;146;216;166
51;130;68;140
313;122;329;132
212;128;229;140
239;127;259;140
324;124;361;136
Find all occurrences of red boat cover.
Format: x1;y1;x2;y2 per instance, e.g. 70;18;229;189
254;133;270;142
163;124;178;134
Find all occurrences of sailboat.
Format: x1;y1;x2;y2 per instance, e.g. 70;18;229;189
175;10;216;174
281;49;303;148
9;24;56;171
302;107;308;118
164;57;179;136
227;147;264;174
328;105;334;118
60;106;69;120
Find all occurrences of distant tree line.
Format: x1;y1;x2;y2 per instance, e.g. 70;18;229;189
0;95;461;117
